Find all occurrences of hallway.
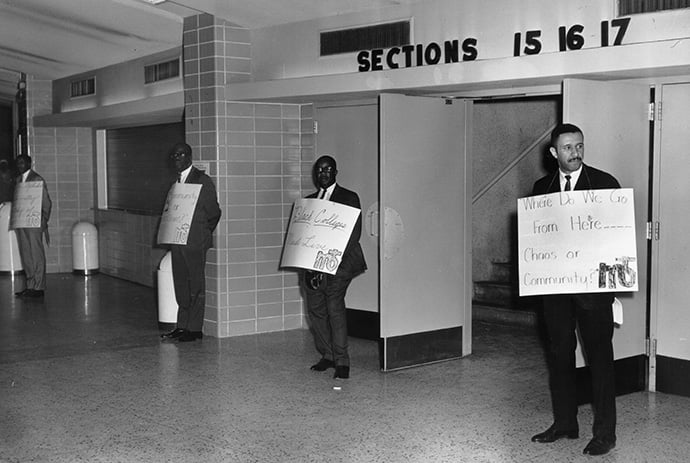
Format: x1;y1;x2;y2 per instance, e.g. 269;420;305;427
1;274;689;462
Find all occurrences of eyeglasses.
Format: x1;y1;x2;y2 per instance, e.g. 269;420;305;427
316;166;334;174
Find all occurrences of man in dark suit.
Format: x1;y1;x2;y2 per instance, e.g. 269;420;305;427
304;155;367;379
14;154;52;299
160;143;221;343
530;124;620;456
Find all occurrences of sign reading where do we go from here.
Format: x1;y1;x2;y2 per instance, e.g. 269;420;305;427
281;198;361;275
517;188;638;296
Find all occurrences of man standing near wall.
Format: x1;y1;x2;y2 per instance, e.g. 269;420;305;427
14;154;51;298
160;143;221;343
303;155;367;379
530;123;620;456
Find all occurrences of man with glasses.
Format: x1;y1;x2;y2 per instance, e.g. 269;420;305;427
530;124;621;456
303;155;367;379
160;143;221;343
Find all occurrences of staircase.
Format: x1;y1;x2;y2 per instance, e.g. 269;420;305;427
472;261;540;326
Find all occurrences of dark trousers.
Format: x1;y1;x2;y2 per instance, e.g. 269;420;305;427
542;293;616;440
170;245;207;332
16;228;46;291
305;273;352;367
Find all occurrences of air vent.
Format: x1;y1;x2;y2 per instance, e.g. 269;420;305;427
320;21;411;56
619;0;689;15
144;58;180;84
70;77;95;97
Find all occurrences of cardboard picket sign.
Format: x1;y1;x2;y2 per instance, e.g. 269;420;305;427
281;198;361;275
10;181;43;229
157;183;202;245
517;188;637;296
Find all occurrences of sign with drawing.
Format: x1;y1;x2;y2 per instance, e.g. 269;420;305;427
517;188;637;296
281;198;361;275
157;183;202;245
10;181;44;229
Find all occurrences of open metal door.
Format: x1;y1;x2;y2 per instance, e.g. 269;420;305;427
650;82;690;397
563;79;649;395
379;94;472;371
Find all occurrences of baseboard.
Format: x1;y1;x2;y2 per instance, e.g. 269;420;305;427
576;354;646;405
657;355;690;398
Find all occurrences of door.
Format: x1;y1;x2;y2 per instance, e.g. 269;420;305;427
651;82;690;396
563;79;649;395
379;93;472;370
314;101;379;325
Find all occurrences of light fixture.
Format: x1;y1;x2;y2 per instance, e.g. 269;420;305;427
139;0;167;4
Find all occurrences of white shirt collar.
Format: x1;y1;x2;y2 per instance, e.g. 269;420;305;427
178;165;192;183
320;183;336;201
560;166;582;191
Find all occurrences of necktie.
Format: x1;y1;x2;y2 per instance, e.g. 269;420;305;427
318;188;326;199
564;175;571;192
177;174;181;183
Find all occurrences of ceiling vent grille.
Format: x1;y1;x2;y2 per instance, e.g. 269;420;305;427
144;58;180;84
619;0;689;15
320;20;411;56
70;77;95;98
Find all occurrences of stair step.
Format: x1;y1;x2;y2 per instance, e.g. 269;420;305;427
472;303;537;327
473;280;514;305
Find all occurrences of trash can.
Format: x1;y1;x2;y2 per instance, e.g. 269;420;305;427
72;222;99;275
157;251;178;330
0;202;22;274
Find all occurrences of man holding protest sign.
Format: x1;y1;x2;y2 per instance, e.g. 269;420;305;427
529;124;621;456
303;155;366;379
13;154;52;299
159;143;221;343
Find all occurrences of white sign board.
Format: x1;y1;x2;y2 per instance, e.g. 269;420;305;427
10;181;43;229
157;183;202;245
281;198;361;275
518;188;637;296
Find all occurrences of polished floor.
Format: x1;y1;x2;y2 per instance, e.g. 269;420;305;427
1;274;689;463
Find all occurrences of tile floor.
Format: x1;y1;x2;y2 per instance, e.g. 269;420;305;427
1;273;689;462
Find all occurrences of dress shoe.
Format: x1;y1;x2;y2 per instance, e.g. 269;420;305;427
310;358;335;371
161;328;185;340
14;289;28;297
177;331;203;342
583;437;615;455
26;289;44;298
531;424;579;443
333;365;350;379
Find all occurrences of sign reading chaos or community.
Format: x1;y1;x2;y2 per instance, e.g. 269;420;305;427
10;181;44;229
157;183;202;245
517;188;637;296
281;198;361;275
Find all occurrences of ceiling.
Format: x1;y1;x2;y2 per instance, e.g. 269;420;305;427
0;0;423;104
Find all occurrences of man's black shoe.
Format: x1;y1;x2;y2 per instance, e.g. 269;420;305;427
14;289;28;297
161;328;185;340
531;425;579;443
177;331;203;342
26;289;44;298
583;437;615;456
310;359;335;371
333;365;350;379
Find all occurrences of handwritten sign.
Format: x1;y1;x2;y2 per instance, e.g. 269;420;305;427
10;181;44;229
157;183;202;245
280;198;361;275
517;188;637;296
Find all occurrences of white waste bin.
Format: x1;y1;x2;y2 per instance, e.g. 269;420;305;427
157;251;178;330
72;222;99;275
0;202;22;274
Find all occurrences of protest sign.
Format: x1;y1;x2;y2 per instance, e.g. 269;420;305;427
281;198;361;275
517;188;637;296
157;183;202;245
10;181;43;229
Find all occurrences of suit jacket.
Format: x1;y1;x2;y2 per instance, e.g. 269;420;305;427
179;167;221;250
307;184;367;278
16;170;52;230
532;163;620;302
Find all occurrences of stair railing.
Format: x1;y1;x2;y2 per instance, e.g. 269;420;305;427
472;123;556;205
